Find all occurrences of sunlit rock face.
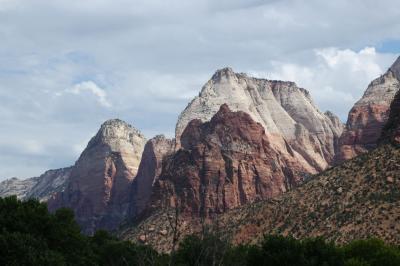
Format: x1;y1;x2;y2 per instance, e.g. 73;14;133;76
176;68;343;173
48;119;146;234
336;57;400;163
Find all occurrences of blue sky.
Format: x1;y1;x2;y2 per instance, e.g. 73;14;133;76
0;0;400;179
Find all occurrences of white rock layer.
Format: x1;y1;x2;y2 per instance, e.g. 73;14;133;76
176;68;343;172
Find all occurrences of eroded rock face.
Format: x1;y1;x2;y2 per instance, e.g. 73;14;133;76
176;68;343;172
48;119;146;234
151;104;311;218
129;135;174;218
0;167;72;201
336;57;400;162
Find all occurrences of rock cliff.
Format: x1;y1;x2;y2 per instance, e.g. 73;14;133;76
176;68;343;172
336;57;400;162
48;119;146;234
150;104;311;219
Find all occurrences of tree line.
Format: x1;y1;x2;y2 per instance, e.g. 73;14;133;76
1;196;399;266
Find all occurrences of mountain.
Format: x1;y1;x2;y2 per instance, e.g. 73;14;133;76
148;104;312;219
0;167;72;201
176;68;343;173
336;57;400;162
48;119;146;234
125;90;400;252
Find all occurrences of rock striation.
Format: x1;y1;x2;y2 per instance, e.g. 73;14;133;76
129;135;175;218
0;167;72;201
336;57;400;162
176;68;343;172
48;119;146;234
150;104;311;219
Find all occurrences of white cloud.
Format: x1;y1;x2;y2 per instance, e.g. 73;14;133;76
316;47;382;77
251;47;397;120
67;81;111;108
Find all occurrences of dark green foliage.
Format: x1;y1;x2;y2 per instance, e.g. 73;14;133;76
246;235;343;266
0;196;164;266
91;230;165;266
1;196;400;266
343;239;400;266
172;233;230;266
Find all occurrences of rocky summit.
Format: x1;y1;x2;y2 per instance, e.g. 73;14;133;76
48;119;146;234
336;57;400;163
176;68;343;173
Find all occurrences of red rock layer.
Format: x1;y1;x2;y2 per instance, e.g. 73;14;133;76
150;104;310;218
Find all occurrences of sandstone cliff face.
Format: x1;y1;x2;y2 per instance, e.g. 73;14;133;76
129;135;174;218
151;104;311;219
0;167;72;201
336;57;400;162
176;68;343;172
48;119;146;234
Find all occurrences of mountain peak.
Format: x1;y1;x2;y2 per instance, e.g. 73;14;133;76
211;67;236;81
85;118;145;152
98;118;144;139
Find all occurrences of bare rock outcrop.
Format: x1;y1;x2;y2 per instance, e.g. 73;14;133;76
176;68;343;172
48;119;146;234
336;57;400;162
151;104;311;219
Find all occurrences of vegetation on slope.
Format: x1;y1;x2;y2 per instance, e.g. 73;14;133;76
216;143;400;246
1;196;400;265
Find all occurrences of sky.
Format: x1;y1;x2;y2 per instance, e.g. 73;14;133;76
1;0;400;179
